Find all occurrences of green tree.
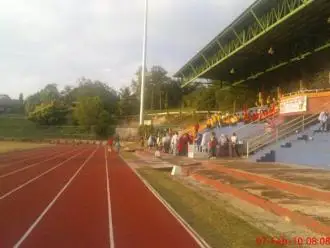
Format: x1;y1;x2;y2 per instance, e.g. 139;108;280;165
118;87;139;116
73;96;102;129
40;84;60;104
94;110;111;138
73;96;114;138
24;92;41;114
28;102;69;125
19;93;24;102
69;78;119;115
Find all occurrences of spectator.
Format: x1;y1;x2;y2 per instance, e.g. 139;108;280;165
194;123;200;134
218;134;227;157
208;132;218;159
194;133;203;152
231;132;240;157
147;135;154;150
318;111;328;132
163;133;171;153
171;132;179;155
115;136;121;153
140;136;144;148
201;129;211;153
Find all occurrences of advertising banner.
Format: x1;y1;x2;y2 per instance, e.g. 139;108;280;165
280;95;307;114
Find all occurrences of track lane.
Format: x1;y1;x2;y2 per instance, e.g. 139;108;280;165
0;147;85;197
108;152;200;248
0;146;70;173
0;148;95;248
0;147;80;178
0;146;57;164
18;147;109;248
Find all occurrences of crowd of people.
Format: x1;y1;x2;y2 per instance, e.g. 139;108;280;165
204;99;279;130
194;130;240;159
142;94;281;159
205;112;241;129
243;104;278;123
144;130;194;157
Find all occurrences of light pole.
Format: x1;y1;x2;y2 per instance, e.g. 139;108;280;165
139;0;148;126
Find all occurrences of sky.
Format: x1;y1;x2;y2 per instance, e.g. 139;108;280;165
0;0;255;99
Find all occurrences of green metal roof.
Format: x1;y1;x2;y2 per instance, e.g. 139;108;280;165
174;0;330;88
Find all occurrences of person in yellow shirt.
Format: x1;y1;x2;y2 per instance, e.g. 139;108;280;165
206;118;211;128
212;115;217;128
216;113;221;128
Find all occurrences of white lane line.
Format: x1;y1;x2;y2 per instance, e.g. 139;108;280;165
119;155;212;248
13;147;98;248
104;147;115;248
0;147;64;169
0;148;52;163
0;148;81;179
0;149;87;200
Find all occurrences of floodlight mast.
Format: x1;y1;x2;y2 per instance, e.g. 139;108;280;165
139;0;148;126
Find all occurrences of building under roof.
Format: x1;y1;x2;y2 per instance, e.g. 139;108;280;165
174;0;330;89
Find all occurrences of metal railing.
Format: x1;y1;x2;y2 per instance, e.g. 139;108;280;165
245;101;330;157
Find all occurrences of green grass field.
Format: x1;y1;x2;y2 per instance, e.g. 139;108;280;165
136;166;277;248
0;116;95;140
0;141;51;153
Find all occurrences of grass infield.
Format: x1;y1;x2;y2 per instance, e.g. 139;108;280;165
136;166;277;248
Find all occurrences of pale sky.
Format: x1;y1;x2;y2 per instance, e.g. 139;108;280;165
0;0;255;99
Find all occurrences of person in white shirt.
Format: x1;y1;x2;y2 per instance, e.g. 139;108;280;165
318;111;328;132
171;132;179;155
201;130;211;152
230;132;239;157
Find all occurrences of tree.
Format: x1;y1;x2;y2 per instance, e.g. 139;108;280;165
28;102;69;125
19;93;24;102
94;110;111;138
24;92;41;114
73;96;114;138
70;78;119;115
39;84;60;104
73;96;103;129
118;87;139;116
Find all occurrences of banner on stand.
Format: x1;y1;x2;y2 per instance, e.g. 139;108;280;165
280;95;307;114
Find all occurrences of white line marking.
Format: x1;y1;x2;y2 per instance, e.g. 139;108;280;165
0;149;87;200
0;148;81;179
104;147;115;248
13;147;98;248
119;155;212;248
0;148;60;169
0;146;56;161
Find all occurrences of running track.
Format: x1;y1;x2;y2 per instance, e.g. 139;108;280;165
0;145;201;248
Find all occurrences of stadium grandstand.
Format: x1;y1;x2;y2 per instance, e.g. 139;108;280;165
164;0;330;167
174;0;329;91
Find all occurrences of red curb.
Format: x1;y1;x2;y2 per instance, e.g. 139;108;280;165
205;163;330;204
191;173;330;236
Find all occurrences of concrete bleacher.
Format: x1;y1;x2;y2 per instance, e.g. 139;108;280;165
250;123;330;169
201;122;265;140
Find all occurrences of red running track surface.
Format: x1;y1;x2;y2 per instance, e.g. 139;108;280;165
0;146;201;248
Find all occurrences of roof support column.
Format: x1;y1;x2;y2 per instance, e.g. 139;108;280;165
231;28;243;44
189;64;197;74
216;40;228;55
250;9;265;31
201;54;211;66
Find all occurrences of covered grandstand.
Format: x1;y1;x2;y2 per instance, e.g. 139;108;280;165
174;0;330;91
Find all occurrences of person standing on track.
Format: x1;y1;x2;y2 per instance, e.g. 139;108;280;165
107;136;113;153
115;135;121;153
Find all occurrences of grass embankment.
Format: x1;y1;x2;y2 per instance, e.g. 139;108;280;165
0;141;50;153
136;166;277;248
0;116;93;140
